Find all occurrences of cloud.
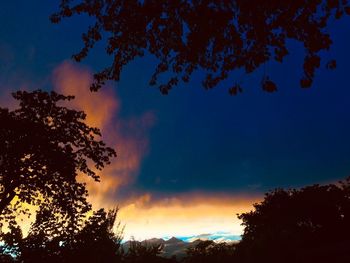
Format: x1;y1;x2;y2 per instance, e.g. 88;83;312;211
3;61;261;240
117;192;261;240
53;61;155;208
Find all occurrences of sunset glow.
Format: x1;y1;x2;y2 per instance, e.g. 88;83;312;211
1;2;350;252
51;62;260;240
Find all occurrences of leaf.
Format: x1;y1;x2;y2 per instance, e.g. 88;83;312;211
262;78;277;92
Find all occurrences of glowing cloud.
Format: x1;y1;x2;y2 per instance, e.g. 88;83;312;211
53;61;155;208
117;193;261;240
2;61;261;240
51;62;261;240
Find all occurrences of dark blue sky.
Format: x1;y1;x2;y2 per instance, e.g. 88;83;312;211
1;1;350;200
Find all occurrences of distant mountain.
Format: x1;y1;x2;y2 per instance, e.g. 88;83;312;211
180;232;241;243
122;236;189;259
122;234;240;259
142;238;165;245
163;237;188;259
165;237;184;245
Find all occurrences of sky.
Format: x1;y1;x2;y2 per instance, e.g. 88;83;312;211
1;1;350;240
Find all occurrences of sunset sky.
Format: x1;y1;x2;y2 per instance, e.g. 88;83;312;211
1;2;350;240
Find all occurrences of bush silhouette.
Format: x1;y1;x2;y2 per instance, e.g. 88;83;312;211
236;177;350;263
122;240;170;263
2;178;350;262
185;240;236;263
1;207;122;263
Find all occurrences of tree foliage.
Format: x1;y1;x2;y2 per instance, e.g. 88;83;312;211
0;207;122;263
185;240;236;263
122;240;169;263
1;177;350;262
0;90;116;222
51;0;350;94
0;206;178;263
236;177;350;263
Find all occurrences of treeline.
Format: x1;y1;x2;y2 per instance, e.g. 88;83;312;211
1;177;350;263
1;91;350;262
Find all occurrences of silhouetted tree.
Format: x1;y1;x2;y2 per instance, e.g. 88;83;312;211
0;207;122;263
0;219;23;261
51;0;350;94
185;240;236;263
8;207;64;263
236;177;350;263
0;254;15;263
122;240;167;263
63;208;122;263
0;90;116;223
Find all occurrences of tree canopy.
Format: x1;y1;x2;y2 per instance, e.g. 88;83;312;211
1;175;350;262
236;177;350;263
0;207;122;263
0;90;116;223
185;240;236;263
51;0;350;94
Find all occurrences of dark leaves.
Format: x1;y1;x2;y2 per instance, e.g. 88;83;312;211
236;178;350;262
262;77;277;92
0;90;116;220
51;0;350;94
1;207;122;262
300;77;313;88
228;84;243;96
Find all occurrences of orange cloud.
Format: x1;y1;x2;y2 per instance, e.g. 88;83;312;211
117;192;262;240
2;61;261;240
51;62;262;240
53;61;155;209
